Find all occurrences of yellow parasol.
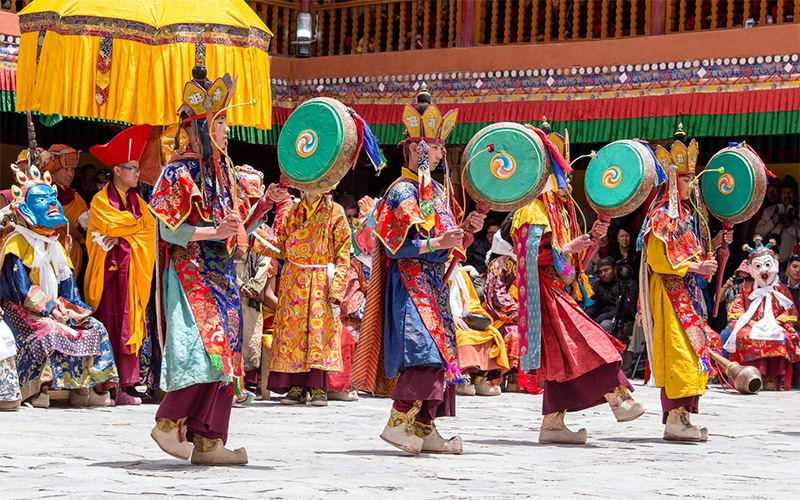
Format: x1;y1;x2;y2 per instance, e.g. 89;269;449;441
15;0;273;129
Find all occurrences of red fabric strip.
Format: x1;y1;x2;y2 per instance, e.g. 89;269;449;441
272;88;800;125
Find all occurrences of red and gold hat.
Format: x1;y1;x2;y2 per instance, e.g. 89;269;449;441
401;83;458;145
89;125;151;168
42;144;80;174
655;124;698;176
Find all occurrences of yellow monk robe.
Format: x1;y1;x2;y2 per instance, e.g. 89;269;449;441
54;185;88;277
85;184;156;355
453;269;510;371
646;236;709;400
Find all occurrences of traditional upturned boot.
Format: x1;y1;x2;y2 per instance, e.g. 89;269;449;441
538;411;587;444
456;382;476;396
0;399;21;411
70;388;112;407
474;376;501;396
605;386;645;422
663;407;704;442
28;388;49;408
415;421;463;454
190;435;248;466
327;389;359;401
150;418;193;460
379;407;424;455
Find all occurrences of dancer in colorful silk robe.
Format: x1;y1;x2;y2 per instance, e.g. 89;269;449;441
724;237;800;389
85;125;156;406
149;68;285;465
353;87;485;455
257;189;351;407
42;145;88;279
1;154;117;409
513;124;644;445
641;128;733;442
329;196;376;402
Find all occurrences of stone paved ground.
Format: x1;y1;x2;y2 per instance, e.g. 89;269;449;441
1;383;799;500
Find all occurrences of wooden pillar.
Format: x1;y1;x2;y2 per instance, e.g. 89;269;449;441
460;0;476;47
648;0;667;35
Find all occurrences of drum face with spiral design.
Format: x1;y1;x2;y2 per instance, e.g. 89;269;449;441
461;122;551;211
701;146;767;225
277;97;357;193
585;139;657;218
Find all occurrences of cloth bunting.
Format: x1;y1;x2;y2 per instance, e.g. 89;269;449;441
530;127;571;192
350;111;386;173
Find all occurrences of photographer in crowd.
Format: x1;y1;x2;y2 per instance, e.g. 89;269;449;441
585;257;638;343
755;175;799;263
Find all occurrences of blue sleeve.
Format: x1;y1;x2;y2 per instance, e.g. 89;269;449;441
160;220;196;247
58;275;91;312
386;232;449;263
0;255;57;316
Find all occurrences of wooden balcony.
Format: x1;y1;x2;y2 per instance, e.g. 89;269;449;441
3;1;799;56
666;0;798;32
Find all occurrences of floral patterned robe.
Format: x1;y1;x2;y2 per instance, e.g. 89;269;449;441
260;196;351;373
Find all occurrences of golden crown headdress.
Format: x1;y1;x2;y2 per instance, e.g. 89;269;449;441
655;124;698;175
11;150;55;202
178;68;237;123
402;84;458;144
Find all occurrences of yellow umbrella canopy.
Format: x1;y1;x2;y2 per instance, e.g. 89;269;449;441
16;0;273;129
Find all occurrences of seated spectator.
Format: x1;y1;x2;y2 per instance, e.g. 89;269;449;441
754;175;799;263
2;159;117;409
450;264;509;397
585;256;638;343
785;253;800;326
73;164;98;205
717;260;755;359
466;219;499;275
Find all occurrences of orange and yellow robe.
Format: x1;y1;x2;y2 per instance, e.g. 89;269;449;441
257;196;351;374
54;184;88;277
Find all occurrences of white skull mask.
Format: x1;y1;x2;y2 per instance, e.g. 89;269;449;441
749;253;779;288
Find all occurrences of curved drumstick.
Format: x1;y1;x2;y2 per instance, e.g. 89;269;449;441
712;221;733;317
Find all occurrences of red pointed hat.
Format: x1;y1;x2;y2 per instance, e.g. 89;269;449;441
89;125;151;168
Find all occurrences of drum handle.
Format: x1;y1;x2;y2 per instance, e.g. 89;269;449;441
712;221;734;317
687;167;724;255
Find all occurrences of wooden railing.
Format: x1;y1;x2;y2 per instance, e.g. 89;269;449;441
1;1;32;13
666;0;799;32
476;0;651;44
248;1;300;56
313;0;462;56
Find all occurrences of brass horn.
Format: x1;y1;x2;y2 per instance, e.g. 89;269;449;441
709;351;762;394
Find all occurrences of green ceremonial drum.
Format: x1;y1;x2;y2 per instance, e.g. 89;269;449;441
585;139;658;218
701;145;767;224
277;97;358;193
461;122;551;211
